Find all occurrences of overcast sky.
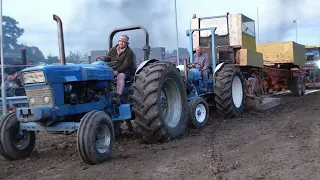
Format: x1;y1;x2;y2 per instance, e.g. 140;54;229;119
4;0;320;57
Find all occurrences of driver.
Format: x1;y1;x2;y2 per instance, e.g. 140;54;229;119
193;46;210;82
103;34;136;104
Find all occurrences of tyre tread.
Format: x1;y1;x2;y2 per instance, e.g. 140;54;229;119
214;64;246;118
131;61;187;143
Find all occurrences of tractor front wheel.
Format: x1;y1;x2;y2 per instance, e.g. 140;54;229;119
77;110;115;165
187;97;209;129
214;64;246;118
0;112;36;160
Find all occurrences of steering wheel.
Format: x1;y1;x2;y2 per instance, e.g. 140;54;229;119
187;63;203;69
95;56;104;61
96;55;116;62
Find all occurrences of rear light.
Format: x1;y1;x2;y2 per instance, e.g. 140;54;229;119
8;105;14;113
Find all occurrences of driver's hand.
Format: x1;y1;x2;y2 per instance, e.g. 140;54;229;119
114;71;119;76
103;56;111;62
192;64;196;68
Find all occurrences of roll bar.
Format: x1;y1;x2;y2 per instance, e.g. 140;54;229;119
108;25;150;60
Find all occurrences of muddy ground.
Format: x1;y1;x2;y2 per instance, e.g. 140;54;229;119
1;92;320;180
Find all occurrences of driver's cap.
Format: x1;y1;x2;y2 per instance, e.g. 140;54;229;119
119;35;129;44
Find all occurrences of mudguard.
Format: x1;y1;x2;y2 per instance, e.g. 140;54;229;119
176;65;185;72
213;62;226;75
135;59;159;75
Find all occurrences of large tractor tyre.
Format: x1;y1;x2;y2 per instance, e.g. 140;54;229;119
0;112;36;160
131;61;188;144
187;97;209;129
289;76;306;97
214;64;246;118
77;110;115;165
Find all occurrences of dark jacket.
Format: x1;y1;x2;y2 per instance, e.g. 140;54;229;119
104;45;136;73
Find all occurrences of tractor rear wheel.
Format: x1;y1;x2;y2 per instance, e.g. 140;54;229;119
0;112;36;160
77;110;115;165
289;76;306;97
131;61;188;144
214;64;246;118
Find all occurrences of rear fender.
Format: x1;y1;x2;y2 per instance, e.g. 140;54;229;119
213;62;226;76
135;59;159;75
176;65;185;72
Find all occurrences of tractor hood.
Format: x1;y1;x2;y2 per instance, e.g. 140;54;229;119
20;61;114;85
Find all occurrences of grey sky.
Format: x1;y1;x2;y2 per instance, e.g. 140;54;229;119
4;0;320;57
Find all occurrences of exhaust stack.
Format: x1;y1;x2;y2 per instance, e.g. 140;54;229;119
20;49;26;65
183;58;188;81
53;14;66;65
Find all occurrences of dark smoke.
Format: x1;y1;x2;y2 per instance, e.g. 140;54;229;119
260;0;304;43
66;0;176;52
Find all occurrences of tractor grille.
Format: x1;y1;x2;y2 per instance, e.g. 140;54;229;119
25;86;55;107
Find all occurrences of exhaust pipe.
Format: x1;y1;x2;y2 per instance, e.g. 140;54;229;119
183;58;188;81
53;14;66;65
20;49;27;65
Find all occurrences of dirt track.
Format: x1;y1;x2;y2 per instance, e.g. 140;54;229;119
1;92;320;180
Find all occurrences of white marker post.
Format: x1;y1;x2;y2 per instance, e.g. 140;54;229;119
174;0;179;65
0;0;7;116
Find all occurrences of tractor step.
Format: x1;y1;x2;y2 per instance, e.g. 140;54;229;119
245;94;281;111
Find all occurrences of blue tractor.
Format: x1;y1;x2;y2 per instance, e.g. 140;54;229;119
174;27;218;130
180;12;267;122
0;15;189;165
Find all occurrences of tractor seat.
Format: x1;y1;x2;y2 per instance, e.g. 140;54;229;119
113;75;134;84
126;80;134;84
126;76;134;84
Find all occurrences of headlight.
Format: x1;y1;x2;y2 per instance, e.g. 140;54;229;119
29;97;35;105
43;96;50;104
317;61;320;68
22;70;46;84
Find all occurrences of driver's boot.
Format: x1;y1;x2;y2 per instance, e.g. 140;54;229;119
112;93;121;105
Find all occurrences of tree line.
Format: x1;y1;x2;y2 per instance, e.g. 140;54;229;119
3;16;83;64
